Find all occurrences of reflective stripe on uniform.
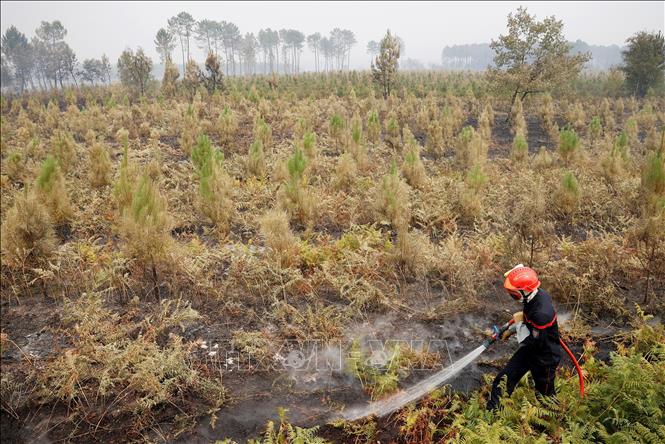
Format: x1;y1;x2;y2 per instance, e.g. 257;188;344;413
525;312;557;330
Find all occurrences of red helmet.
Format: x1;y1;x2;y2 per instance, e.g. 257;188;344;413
503;264;540;301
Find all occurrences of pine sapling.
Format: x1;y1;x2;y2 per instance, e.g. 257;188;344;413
329;113;345;148
247;138;266;178
512;133;529;162
52;130;76;174
120;174;171;293
555;172;581;216
558;127;580;164
401;129;426;189
192;135;234;234
218;106;238;148
385;112;401;150
1;187;56;269
375;160;410;229
366;110;381;145
88;141;112;188
113;138;136;213
588;116;602;143
259;209;299;268
302;131;317;160
36;156;73;224
278;146;314;224
334;153;358;192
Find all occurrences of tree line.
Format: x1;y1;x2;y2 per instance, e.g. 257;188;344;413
156;11;357;76
1;21;112;92
2;8;663;98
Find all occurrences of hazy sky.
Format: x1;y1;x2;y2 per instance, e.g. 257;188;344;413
2;1;663;69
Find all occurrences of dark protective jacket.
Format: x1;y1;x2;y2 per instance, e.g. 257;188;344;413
521;288;562;367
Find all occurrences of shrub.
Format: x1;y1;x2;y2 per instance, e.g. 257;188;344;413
36;156;72;224
259;209;299;268
88;141;112;188
0;188;56;268
35;293;224;435
558;127;579;164
393;228;432;277
374;161;411;229
199;160;234;234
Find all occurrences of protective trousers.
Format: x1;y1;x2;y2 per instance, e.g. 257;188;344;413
487;346;557;411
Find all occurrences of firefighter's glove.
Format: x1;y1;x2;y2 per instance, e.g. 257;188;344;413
501;328;515;340
513;311;524;323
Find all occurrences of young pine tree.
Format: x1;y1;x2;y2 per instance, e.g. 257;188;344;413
278;146;314;224
555;172;581;216
1;188;56;268
36;156;73;224
218;106;238;148
120;175;171;282
558;128;580;164
510;97;527;138
52;130;76;174
192;135;234;234
371;30;401;99
385;112;401;149
88;141;112;188
512;133;529;162
375;160;410;229
259;209;299;268
366;110;381;145
113;135;136;213
334;153;358;192
401;128;426;189
458;164;487;223
247;138;266;178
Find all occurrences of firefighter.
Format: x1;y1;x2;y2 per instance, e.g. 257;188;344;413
487;264;562;411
